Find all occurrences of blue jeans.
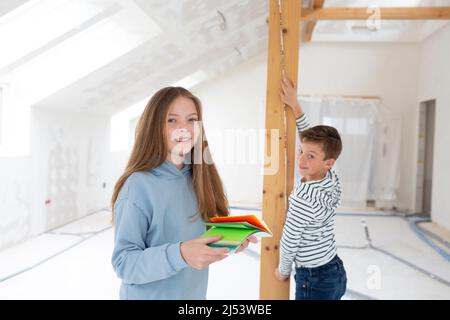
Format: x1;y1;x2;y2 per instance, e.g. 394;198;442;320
294;255;347;300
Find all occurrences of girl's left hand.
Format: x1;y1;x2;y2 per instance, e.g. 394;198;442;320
235;236;258;253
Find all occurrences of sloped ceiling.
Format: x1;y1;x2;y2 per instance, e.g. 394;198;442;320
0;0;448;115
0;0;30;17
33;0;269;114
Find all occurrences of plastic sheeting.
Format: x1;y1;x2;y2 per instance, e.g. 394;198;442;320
297;96;401;208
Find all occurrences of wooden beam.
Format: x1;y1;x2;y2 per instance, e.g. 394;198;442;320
299;94;381;101
304;0;326;43
260;0;300;300
301;7;450;21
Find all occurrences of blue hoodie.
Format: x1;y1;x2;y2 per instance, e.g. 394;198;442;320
111;160;208;300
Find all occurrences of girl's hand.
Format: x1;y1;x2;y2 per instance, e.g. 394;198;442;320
180;236;229;270
235;235;258;254
275;268;289;282
281;71;304;119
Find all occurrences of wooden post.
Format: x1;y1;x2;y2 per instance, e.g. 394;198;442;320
304;0;325;42
259;0;301;300
301;7;450;21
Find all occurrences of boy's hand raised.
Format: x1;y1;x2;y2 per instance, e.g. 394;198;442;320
281;71;304;119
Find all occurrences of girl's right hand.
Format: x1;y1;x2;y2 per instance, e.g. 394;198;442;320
180;236;229;270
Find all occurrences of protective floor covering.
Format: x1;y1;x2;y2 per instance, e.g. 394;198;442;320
0;209;449;300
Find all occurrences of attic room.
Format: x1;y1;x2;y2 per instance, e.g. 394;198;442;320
0;0;449;300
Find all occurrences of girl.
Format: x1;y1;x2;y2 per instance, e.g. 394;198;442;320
111;87;256;300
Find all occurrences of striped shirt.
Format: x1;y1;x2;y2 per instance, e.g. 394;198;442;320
278;114;342;275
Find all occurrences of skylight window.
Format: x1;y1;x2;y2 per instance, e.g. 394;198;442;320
10;0;162;105
0;0;162;156
0;0;108;72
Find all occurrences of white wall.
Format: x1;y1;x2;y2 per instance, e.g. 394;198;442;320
194;42;421;212
0;108;112;250
193;54;267;205
418;23;450;229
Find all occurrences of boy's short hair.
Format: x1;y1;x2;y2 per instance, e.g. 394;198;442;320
300;125;342;160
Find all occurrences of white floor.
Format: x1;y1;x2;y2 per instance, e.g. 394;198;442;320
0;209;449;300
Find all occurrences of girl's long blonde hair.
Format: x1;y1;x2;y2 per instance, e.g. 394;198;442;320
111;87;229;223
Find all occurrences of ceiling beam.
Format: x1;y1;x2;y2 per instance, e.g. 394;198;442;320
304;0;326;43
301;7;450;21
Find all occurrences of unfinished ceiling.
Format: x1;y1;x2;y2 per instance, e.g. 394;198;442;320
0;0;448;115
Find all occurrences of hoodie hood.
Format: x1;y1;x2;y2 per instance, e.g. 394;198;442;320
150;160;192;179
295;170;341;210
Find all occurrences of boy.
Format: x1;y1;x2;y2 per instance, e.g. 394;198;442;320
274;75;347;300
